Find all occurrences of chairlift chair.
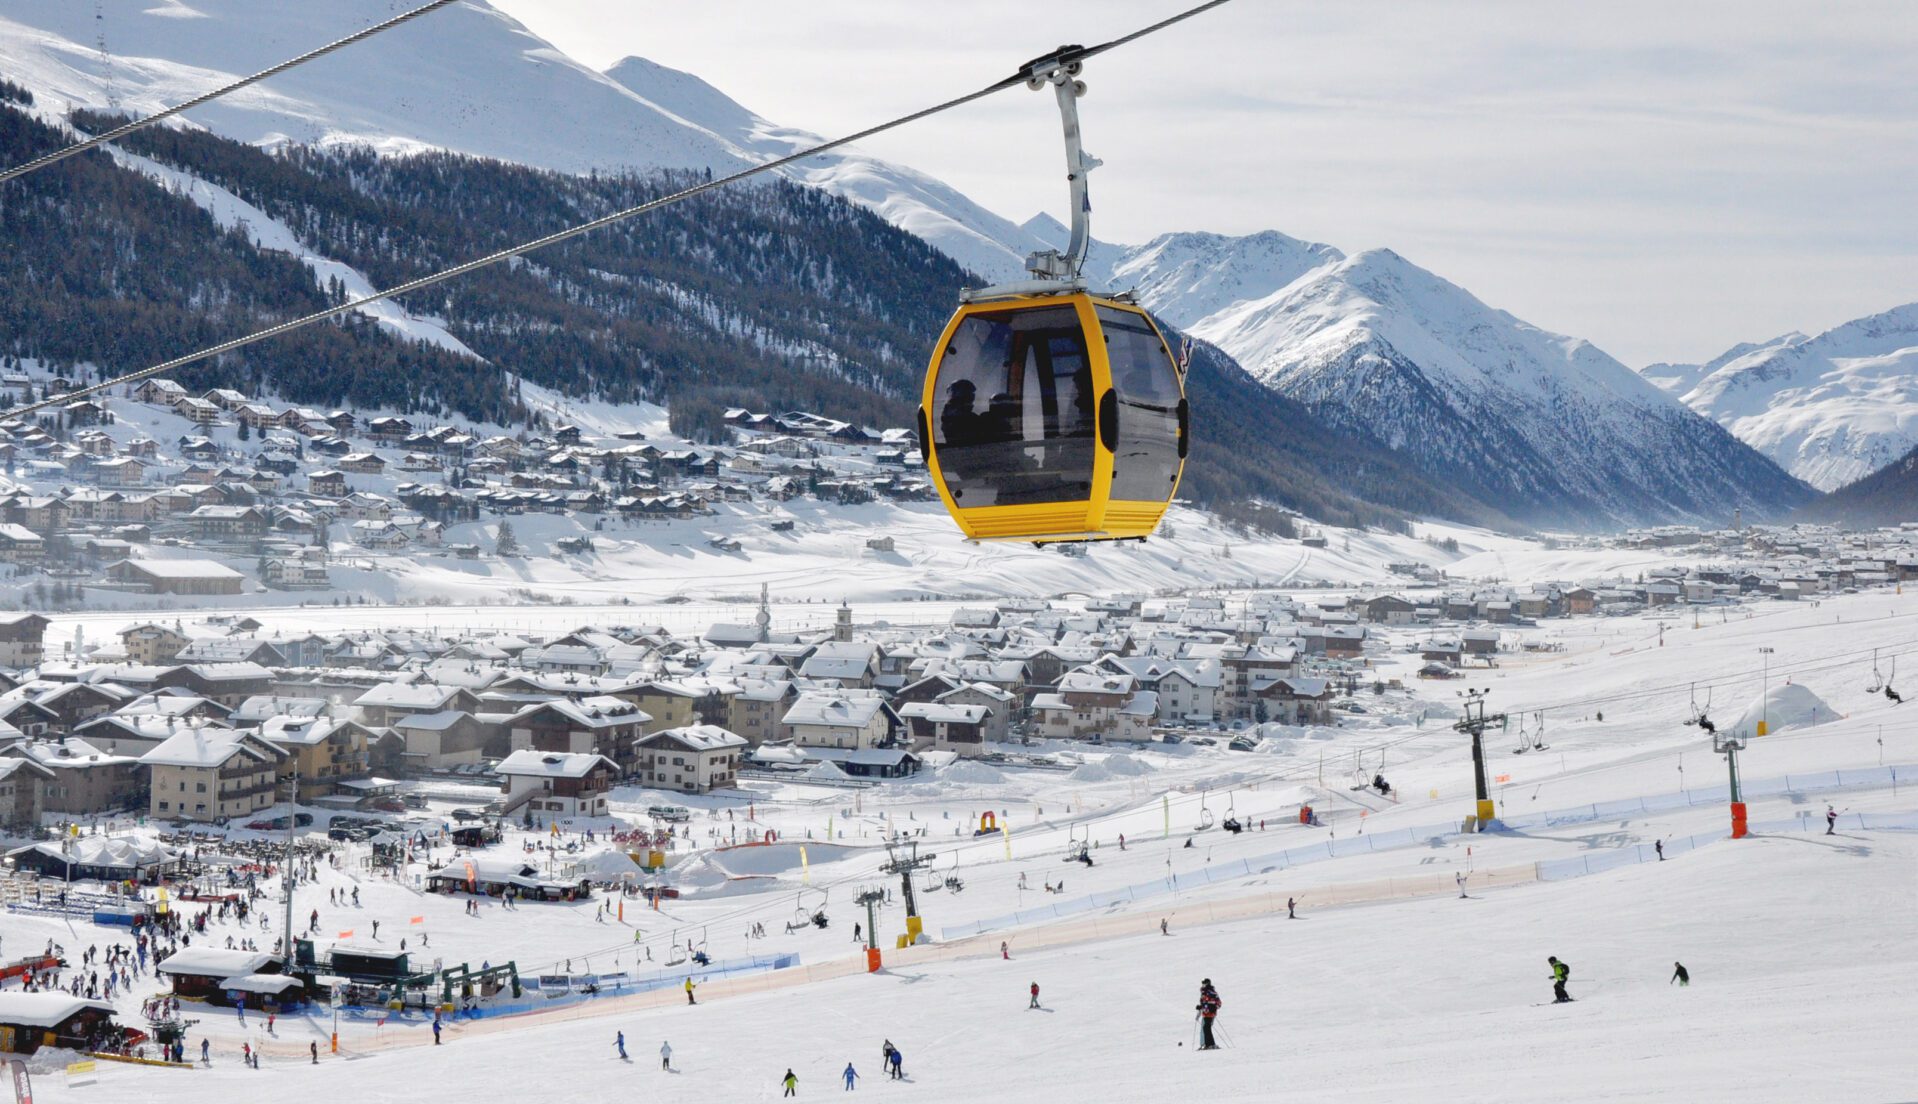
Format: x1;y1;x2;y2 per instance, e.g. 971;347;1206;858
665;931;688;967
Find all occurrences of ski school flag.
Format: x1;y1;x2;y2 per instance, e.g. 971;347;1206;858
409;916;424;926
339;930;354;939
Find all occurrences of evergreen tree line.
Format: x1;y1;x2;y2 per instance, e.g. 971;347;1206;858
0;100;1504;533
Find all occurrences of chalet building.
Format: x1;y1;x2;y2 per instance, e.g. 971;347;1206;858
141;728;285;822
0;757;53;831
896;701;992;757
257;715;372;801
632;725;747;793
120;623;192;665
783;692;891;750
495;749;616;819
0;524;45;564
1030;669;1157;742
0;737;141;815
724;678;797;745
0;614;50;668
105;559;245;595
507;696;650;774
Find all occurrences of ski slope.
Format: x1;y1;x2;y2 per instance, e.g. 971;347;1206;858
9;590;1918;1101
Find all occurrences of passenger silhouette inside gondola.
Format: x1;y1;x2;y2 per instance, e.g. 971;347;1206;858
940;379;983;447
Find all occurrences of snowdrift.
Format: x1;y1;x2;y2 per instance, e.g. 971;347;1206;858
1729;682;1838;740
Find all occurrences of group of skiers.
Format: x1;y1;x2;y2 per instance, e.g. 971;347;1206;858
1547;956;1692;1003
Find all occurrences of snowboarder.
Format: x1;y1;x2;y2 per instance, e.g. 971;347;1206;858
1549;956;1572;1003
783;1068;799;1097
661;1040;672;1070
1196;979;1221;1049
1826;805;1838;834
1029;981;1041;1009
843;1063;859;1090
684;977;697;1005
1655;839;1664;861
1671;962;1689;987
615;1031;626;1060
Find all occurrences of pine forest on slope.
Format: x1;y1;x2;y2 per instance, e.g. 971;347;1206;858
0;96;1459;533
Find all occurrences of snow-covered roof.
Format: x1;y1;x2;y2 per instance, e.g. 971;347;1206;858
782;692;885;728
637;724;747;753
157;947;280;978
0;993;116;1028
494;749;616;778
139;728;279;769
897;702;989;724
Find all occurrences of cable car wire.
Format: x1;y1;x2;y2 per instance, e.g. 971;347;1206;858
0;0;1240;422
0;0;462;188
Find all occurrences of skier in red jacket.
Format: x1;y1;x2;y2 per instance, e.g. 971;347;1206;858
1196;979;1221;1050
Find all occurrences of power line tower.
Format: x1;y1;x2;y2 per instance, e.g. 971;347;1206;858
95;2;119;110
1452;688;1506;830
880;839;935;944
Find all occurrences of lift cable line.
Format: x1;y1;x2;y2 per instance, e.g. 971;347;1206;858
0;0;1239;422
0;0;462;188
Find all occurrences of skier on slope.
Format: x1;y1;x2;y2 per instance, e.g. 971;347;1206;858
1195;979;1222;1050
684;977;697;1005
783;1068;799;1097
843;1062;859;1090
1029;981;1041;1009
888;1045;903;1080
1670;962;1689;987
1548;956;1572;1003
1826;805;1838;835
661;1040;672;1070
615;1031;626;1060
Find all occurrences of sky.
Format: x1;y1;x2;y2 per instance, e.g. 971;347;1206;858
494;3;1912;367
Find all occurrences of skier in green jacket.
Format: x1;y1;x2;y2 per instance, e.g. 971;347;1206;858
1548;956;1572;1003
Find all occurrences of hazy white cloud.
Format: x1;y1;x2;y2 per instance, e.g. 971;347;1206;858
493;0;1918;366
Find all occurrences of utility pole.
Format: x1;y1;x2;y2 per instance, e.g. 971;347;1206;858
282;762;299;964
1452;688;1506;829
1757;647;1775;736
880;839;935;944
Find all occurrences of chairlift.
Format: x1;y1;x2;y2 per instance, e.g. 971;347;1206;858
1529;711;1548;752
1867;650;1885;694
665;930;688;967
1511;713;1530;755
692;926;710;966
1194;791;1214;832
1884;656;1903;705
1684;683;1716;736
1221;790;1243;833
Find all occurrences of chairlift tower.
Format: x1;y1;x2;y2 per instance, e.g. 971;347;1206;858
1452;688;1505;829
1713;723;1749;839
854;887;886;973
881;840;936;944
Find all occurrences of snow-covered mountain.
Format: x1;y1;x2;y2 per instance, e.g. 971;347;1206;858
1676;305;1918;492
1023;213;1344;331
1179;249;1811;527
1639;334;1805;396
0;1;1822;528
0;0;1039;282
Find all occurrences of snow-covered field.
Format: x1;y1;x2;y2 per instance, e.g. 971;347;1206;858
7;588;1918;1101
